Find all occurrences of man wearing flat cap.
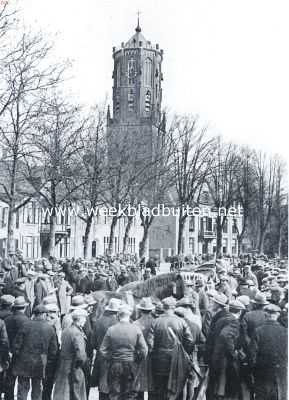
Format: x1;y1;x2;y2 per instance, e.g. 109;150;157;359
12;305;58;400
147;296;195;400
249;304;288;400
100;304;148;400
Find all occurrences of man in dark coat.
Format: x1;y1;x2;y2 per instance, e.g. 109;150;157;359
4;297;29;400
204;293;230;363
0;295;15;320
147;296;195;400
12;305;58;400
240;292;268;352
91;298;121;399
0;318;9;398
206;300;245;400
79;269;95;294
94;272;109;291
100;304;148;400
134;298;155;400
249;304;288;400
53;308;89;400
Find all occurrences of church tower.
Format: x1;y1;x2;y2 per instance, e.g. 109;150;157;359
107;18;165;166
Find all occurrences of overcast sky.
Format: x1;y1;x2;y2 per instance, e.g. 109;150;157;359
18;0;289;158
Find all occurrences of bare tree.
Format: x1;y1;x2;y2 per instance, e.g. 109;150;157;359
169;115;213;255
206;138;241;257
76;103;106;259
26;93;85;257
252;151;277;254
0;30;66;256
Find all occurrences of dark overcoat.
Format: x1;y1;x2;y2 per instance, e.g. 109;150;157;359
249;320;288;400
207;316;241;400
12;317;58;378
53;324;88;400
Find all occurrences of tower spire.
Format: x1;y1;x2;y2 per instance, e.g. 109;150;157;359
135;10;141;32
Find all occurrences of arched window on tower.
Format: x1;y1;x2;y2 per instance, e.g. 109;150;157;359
145;90;151;112
128;89;134;112
144;58;152;86
115;92;120;115
128;59;136;85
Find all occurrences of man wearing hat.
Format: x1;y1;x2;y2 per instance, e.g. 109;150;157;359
54;272;73;320
93;271;109;291
249;304;288;400
147;297;195;400
240;292;268;353
12;305;58;400
91;298;121;398
100;304;148;400
0;295;15;320
53;308;89;400
0;315;9;398
207;300;245;400
3;297;28;400
134;298;155;400
204;293;230;361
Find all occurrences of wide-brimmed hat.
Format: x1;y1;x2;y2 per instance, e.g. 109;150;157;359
70;295;88;310
42;295;57;305
105;298;122;312
45;304;59;313
12;296;28;309
251;293;269;305
137;297;154;311
212;293;228;307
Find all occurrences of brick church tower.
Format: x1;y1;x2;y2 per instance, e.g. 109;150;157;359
107;18;166;168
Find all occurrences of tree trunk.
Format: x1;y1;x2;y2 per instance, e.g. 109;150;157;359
108;215;118;255
237;234;243;256
83;214;93;259
139;224;149;259
216;216;223;258
258;229;265;254
177;214;186;255
48;213;56;257
123;216;133;253
7;205;16;256
277;225;282;258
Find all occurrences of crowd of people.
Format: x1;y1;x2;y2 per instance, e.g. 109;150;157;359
0;250;287;400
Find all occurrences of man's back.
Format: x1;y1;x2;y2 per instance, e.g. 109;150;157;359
5;311;29;345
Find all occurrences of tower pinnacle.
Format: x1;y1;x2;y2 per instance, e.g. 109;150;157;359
135;11;141;32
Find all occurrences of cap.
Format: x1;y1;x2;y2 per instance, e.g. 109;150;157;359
264;304;281;314
12;296;28;309
1;295;15;306
45;304;59;313
212;293;228;307
34;305;47;315
251;293;269;305
118;304;133;316
70;295;88;310
229;300;245;311
237;295;251;307
71;308;88;320
162;296;177;309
